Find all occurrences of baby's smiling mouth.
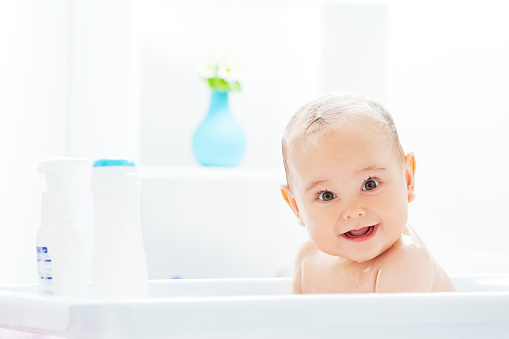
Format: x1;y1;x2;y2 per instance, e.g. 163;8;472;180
341;224;379;242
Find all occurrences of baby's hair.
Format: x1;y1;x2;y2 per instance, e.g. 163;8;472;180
282;92;405;187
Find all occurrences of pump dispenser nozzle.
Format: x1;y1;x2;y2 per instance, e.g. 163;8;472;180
37;158;88;225
37;157;89;190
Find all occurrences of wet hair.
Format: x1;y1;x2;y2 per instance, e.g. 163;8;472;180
282;92;405;188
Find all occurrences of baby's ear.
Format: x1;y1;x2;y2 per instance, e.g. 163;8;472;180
405;153;416;203
280;184;305;227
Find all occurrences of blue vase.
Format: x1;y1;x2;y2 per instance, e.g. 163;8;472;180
192;90;246;166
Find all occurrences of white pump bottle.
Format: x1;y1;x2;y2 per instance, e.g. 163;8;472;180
36;157;89;297
90;159;149;299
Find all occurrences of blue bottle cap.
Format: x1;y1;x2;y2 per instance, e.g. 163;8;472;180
92;159;136;167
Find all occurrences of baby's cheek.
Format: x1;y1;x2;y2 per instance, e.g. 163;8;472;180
305;221;328;245
379;191;408;222
390;195;409;224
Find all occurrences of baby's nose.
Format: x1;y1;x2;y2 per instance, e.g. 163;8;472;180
341;200;365;219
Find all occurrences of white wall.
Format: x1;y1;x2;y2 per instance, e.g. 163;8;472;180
386;1;509;274
321;4;387;102
0;1;69;283
68;0;139;162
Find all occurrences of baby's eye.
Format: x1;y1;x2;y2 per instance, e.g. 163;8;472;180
363;178;379;191
318;191;336;201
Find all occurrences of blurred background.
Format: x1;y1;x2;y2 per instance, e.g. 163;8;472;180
1;0;509;284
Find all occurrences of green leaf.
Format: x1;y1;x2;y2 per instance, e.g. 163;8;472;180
206;77;241;92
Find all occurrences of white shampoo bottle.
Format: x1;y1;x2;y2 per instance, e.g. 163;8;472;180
36;157;89;297
90;159;149;299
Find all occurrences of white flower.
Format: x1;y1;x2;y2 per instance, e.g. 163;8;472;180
200;63;217;79
200;52;244;92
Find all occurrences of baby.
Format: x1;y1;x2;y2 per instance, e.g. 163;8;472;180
280;92;454;294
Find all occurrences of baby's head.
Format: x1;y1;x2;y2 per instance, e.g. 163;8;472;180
281;92;416;262
282;92;405;189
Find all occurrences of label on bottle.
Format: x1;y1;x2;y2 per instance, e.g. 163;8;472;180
37;246;53;295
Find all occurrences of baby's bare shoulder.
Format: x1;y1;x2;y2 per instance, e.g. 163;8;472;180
376;243;436;292
294;240;317;271
296;239;317;260
292;240;317;294
385;239;433;263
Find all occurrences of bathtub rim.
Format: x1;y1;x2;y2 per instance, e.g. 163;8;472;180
1;276;509;339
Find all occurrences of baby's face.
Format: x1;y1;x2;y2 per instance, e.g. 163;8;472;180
287;123;413;262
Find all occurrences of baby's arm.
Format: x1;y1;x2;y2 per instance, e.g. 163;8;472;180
292;240;313;294
292;267;303;294
375;246;435;293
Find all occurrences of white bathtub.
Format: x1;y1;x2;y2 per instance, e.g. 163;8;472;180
0;276;508;339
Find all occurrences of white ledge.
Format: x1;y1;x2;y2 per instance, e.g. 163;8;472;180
138;166;285;181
